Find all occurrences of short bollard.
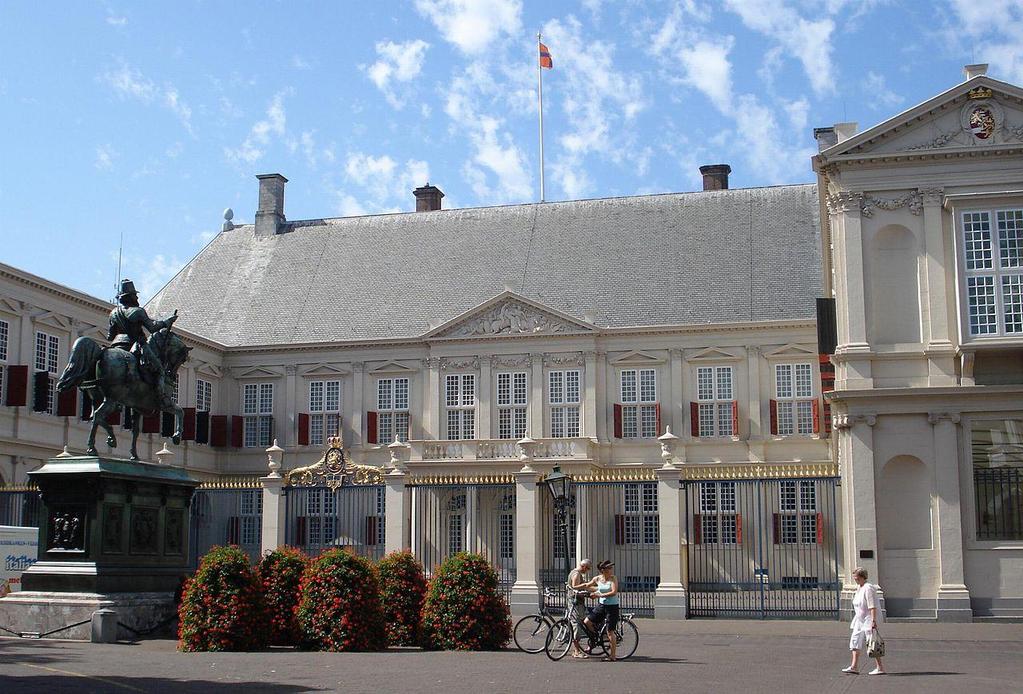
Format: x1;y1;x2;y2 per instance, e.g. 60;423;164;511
91;608;118;643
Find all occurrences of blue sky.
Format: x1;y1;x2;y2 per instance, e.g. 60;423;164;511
2;0;1022;302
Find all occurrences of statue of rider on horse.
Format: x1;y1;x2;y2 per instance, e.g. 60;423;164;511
57;279;191;461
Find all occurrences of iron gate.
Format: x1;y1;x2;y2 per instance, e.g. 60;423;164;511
0;488;41;528
408;483;516;601
684;477;840;619
539;480;659;617
284;484;386;561
189;487;264;567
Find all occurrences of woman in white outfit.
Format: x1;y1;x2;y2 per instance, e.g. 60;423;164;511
843;567;886;675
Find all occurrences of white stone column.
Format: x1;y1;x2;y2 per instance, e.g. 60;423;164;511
384;470;409;554
595;351;609;442
351;361;365;447
283;365;297;448
529;354;543;437
260;440;287;554
423;358;440;439
835;414;883;613
509;441;542;616
655;431;686;619
929;412;972;621
746;346;762;439
669;348;684;436
584;351;598;438
831;193;873;390
479;356;493;440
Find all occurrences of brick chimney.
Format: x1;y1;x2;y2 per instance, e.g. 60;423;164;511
255;173;287;236
699;164;731;191
413;183;444;212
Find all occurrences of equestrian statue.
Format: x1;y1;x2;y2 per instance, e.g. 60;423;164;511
56;279;191;461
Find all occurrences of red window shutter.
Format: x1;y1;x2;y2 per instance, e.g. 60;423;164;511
210;415;228;447
769;399;778;436
295;516;307;546
365;515;378;545
823;403;832;435
227;517;240;545
230;415;244;448
297;413;310;446
5;365;28;406
614;514;625;545
32;371;50;412
366;411;378;444
142;412;161;434
690;402;699;437
816;511;824;545
56;387;77;417
772;513;780;544
731;400;739;436
195;412;210;444
692;515;702;545
735;513;743;544
108;408;121;426
654;403;662;436
613;403;623;439
812;399;820;433
182;408;196;441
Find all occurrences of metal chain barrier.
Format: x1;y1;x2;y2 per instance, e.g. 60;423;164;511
0;618;92;639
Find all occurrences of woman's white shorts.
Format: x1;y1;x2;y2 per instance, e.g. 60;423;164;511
849;630;867;651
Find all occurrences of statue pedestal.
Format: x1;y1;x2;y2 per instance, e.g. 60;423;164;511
0;456;198;640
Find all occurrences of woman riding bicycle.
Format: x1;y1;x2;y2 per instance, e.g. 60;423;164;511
583;560;620;662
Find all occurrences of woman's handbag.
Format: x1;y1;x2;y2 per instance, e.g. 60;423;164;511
867;630;886;658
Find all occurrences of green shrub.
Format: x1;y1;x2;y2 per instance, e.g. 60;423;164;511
420;552;511;650
377;550;428;646
258;546;310;646
295;549;387;651
178;545;267;652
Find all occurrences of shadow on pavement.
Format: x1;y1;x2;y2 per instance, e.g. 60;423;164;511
886;672;962;677
1;675;319;693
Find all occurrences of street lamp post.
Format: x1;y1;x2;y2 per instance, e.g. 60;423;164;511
543;465;575;587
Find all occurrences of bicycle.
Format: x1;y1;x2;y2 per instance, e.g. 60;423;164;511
544;610;639;661
512;587;566;653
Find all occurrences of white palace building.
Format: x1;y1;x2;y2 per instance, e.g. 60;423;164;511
1;65;1021;620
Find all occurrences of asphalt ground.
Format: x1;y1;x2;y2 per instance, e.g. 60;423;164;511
2;619;1022;693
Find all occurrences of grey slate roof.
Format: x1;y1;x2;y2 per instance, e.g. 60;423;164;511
148;185;822;346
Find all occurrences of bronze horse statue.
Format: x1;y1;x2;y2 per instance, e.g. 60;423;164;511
56;328;192;460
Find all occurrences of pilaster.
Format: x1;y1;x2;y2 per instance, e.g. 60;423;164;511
351;361;365;447
928;412;973;621
479;356;493;439
284;365;297;448
509;464;542;616
529;353;543;437
422;357;440;439
834;413;880;603
669;348;684;436
921;189;957;385
595;351;608;442
383;468;410;554
746;346;762;439
584;351;598;438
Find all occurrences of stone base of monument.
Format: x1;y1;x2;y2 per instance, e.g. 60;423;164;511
0;455;198;641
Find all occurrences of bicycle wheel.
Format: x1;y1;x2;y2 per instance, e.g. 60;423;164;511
544;619;575;661
614;619;639;660
513;615;551;654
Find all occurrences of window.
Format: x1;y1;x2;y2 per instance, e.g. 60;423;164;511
777;481;819;544
243;382;274;447
775;364;815;436
620;369;658;438
196;378;213;412
377;377;409;443
371;486;386;546
239;490;262;546
500;513;514;559
0;319;7;402
549;370;581;438
697;482;739;545
621;483;658;545
961;208;1023;336
445;374;475;440
497;372;527;439
972;418;1023;540
309;380;341;446
35;330;60;414
447;493;466;555
304;488;338;546
171;373;179;405
697;366;734;437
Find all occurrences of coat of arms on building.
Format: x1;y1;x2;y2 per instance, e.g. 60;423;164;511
285;437;383;489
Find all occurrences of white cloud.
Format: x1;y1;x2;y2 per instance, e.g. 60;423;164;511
291;54;312;70
94;144;117;170
337;152;431;215
364;39;430;108
945;0;1023;84
677;38;734;112
106;15;127;27
121;253;186;301
863;71;903;110
723;0;837;96
415;0;522;54
224;91;289;165
733;95;816;183
99;62;193;132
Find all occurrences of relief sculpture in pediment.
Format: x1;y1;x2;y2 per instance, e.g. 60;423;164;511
447;301;571;337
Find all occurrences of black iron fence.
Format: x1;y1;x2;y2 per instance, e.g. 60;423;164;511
189;487;263;567
0;489;41;528
975;466;1023;540
684;477;841;619
284;484;386;561
407;483;516;601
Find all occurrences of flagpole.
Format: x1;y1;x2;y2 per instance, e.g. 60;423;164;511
537;31;545;203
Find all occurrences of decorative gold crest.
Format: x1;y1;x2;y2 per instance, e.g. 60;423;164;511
284;436;383;489
968;86;994;100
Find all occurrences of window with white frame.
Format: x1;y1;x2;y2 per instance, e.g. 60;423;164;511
196;378;213;412
775;364;815;435
239;490;262;546
243;382;274;447
447;493;466;554
623;483;659;544
549;370;581;438
445;374;475;440
372;486;386;545
309;380;341;446
499;513;514;559
620;369;658;438
0;319;8;402
496;372;527;439
35;330;60;414
697;482;739;545
377;377;410;443
961;208;1023;336
304;488;338;546
697;366;734;437
171;373;179;405
777;480;818;544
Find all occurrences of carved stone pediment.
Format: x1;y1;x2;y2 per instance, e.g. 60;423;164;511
429;293;595;340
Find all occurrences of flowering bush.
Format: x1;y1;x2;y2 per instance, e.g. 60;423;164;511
377;550;428;646
295;549;387;651
420;552;511;650
178;545;268;652
258;547;310;646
